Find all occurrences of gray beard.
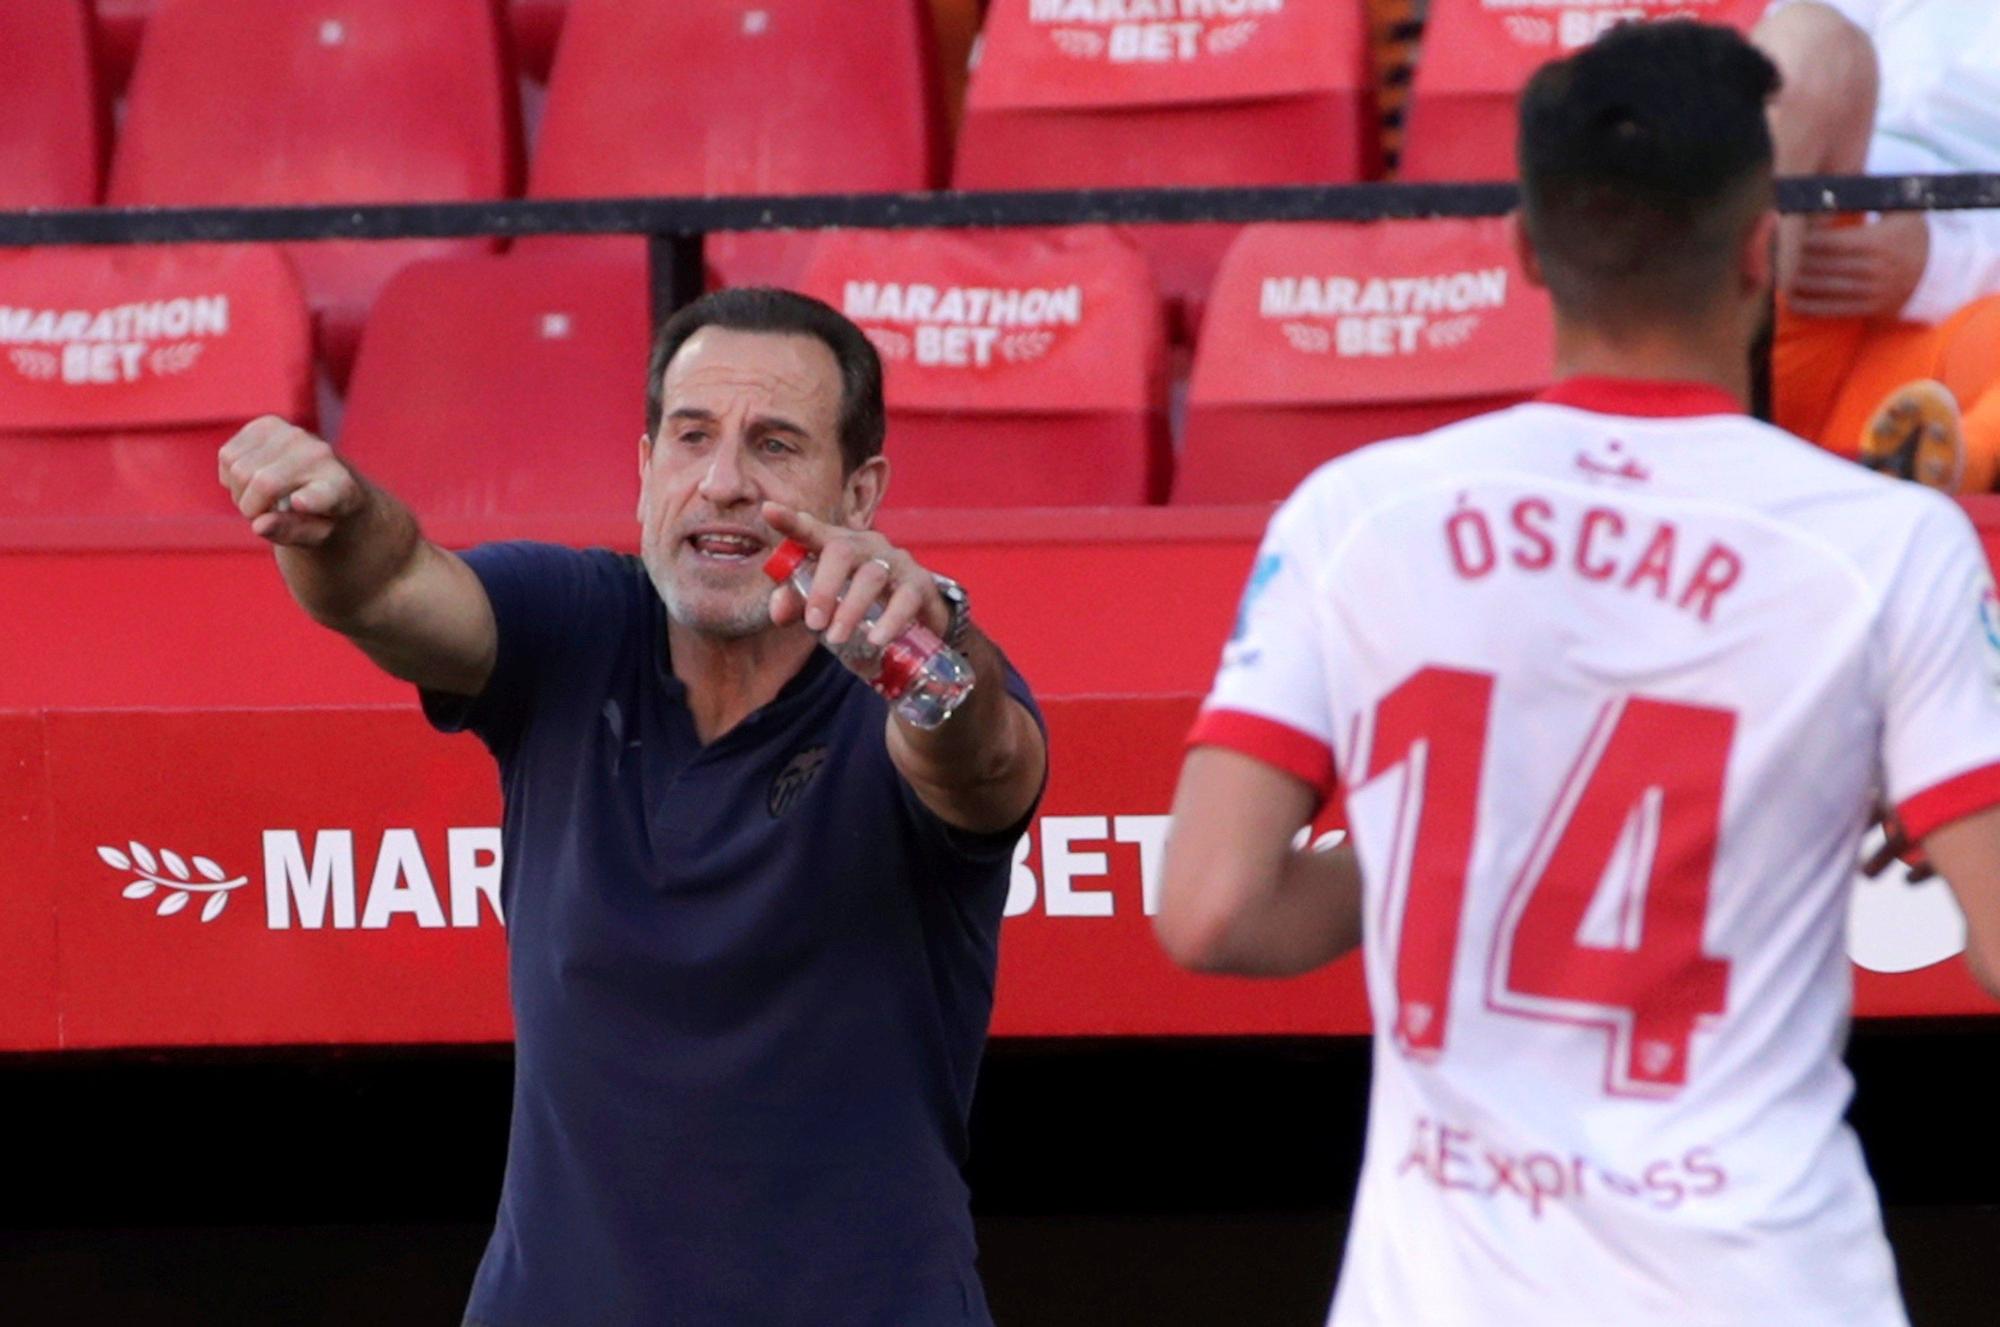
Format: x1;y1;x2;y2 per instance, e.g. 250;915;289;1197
643;551;775;641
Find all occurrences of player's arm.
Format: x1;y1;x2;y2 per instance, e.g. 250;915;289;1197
1913;807;2000;998
1154;747;1362;977
218;416;497;696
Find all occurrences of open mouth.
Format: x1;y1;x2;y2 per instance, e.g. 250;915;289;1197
685;530;767;563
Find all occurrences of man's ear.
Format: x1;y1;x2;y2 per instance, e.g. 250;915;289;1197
636;433;652;523
842;456;890;530
1508;210;1548;290
1743;208;1780;298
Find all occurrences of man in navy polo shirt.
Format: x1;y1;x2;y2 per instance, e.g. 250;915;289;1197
218;288;1049;1326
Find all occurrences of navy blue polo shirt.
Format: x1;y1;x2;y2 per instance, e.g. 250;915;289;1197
423;542;1041;1327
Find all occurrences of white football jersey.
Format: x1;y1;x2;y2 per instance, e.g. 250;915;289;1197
1194;378;2000;1327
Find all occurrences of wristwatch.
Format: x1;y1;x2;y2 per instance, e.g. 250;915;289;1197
931;574;972;650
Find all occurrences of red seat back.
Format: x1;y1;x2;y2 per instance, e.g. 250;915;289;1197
0;0;103;209
797;228;1169;507
956;1;1373;327
0;245;315;519
107;0;519;380
528;0;946;290
533;0;944;198
338;252;648;522
1403;0;1770;182
1179;218;1554;503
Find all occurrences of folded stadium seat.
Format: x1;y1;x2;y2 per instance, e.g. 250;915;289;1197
0;245;314;520
337;251;649;522
92;0;151;95
512;0;567;83
955;0;1373;336
796;227;1169;506
0;0;104;209
528;0;946;291
1176;218;1554;504
106;0;521;386
1402;0;1770;182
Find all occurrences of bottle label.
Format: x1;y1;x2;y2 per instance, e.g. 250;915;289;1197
874;625;946;701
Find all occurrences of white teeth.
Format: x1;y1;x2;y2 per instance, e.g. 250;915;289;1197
691;534;760;559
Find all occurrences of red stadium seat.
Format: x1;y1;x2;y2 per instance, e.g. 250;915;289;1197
92;0;152;95
512;0;566;83
0;245;314;520
1177;218;1554;504
1402;0;1770;182
106;0;520;385
530;0;946;289
955;0;1373;333
0;0;104;209
338;251;648;522
797;227;1169;507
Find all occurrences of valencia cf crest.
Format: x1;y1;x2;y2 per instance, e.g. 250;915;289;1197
768;745;829;818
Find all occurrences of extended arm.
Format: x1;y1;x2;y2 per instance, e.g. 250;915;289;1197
219;415;497;696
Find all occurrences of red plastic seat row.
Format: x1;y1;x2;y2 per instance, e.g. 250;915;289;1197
108;0;519;385
21;0;949;381
957;0;1374;334
0;244;314;520
1401;0;1771;182
0;0;104;210
0;221;1553;524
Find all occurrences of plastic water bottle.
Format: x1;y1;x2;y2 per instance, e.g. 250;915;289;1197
763;540;975;729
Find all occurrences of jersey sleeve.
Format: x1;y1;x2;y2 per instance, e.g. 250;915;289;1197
1879;499;2000;839
1187;485;1340;800
421;542;623;757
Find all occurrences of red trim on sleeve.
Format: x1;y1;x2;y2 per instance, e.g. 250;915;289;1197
1188;708;1338;797
1898;761;2000;841
1536;376;1743;419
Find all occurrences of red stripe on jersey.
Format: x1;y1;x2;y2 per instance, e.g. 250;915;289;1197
1899;761;2000;841
1537;377;1743;419
1188;708;1338;797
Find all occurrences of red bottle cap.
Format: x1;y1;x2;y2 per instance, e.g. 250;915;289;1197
763;539;809;583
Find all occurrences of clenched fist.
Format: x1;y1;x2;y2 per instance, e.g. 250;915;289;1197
218;415;363;547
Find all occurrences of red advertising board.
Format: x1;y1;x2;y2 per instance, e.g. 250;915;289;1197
0;692;1985;1053
5;501;1998;1050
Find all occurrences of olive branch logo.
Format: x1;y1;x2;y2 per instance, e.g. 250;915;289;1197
98;841;248;923
148;341;205;376
8;348;58;381
1205;19;1260;55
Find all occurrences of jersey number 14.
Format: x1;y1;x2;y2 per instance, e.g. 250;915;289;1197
1367;666;1734;1099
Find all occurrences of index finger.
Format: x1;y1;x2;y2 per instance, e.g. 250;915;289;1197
762;501;828;549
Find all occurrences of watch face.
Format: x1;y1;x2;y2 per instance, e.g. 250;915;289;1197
934;575;970;644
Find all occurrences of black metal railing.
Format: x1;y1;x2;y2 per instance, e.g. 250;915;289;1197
4;174;1997;330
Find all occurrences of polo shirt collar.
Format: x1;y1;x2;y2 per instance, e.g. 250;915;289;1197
653;625;840;726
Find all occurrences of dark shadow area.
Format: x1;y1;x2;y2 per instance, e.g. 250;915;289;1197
0;1025;1994;1324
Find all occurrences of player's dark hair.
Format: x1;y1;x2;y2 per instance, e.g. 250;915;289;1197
1518;20;1782;330
645;287;887;474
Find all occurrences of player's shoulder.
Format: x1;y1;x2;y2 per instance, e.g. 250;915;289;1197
1283;407;1534;515
1744;421;1971;540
